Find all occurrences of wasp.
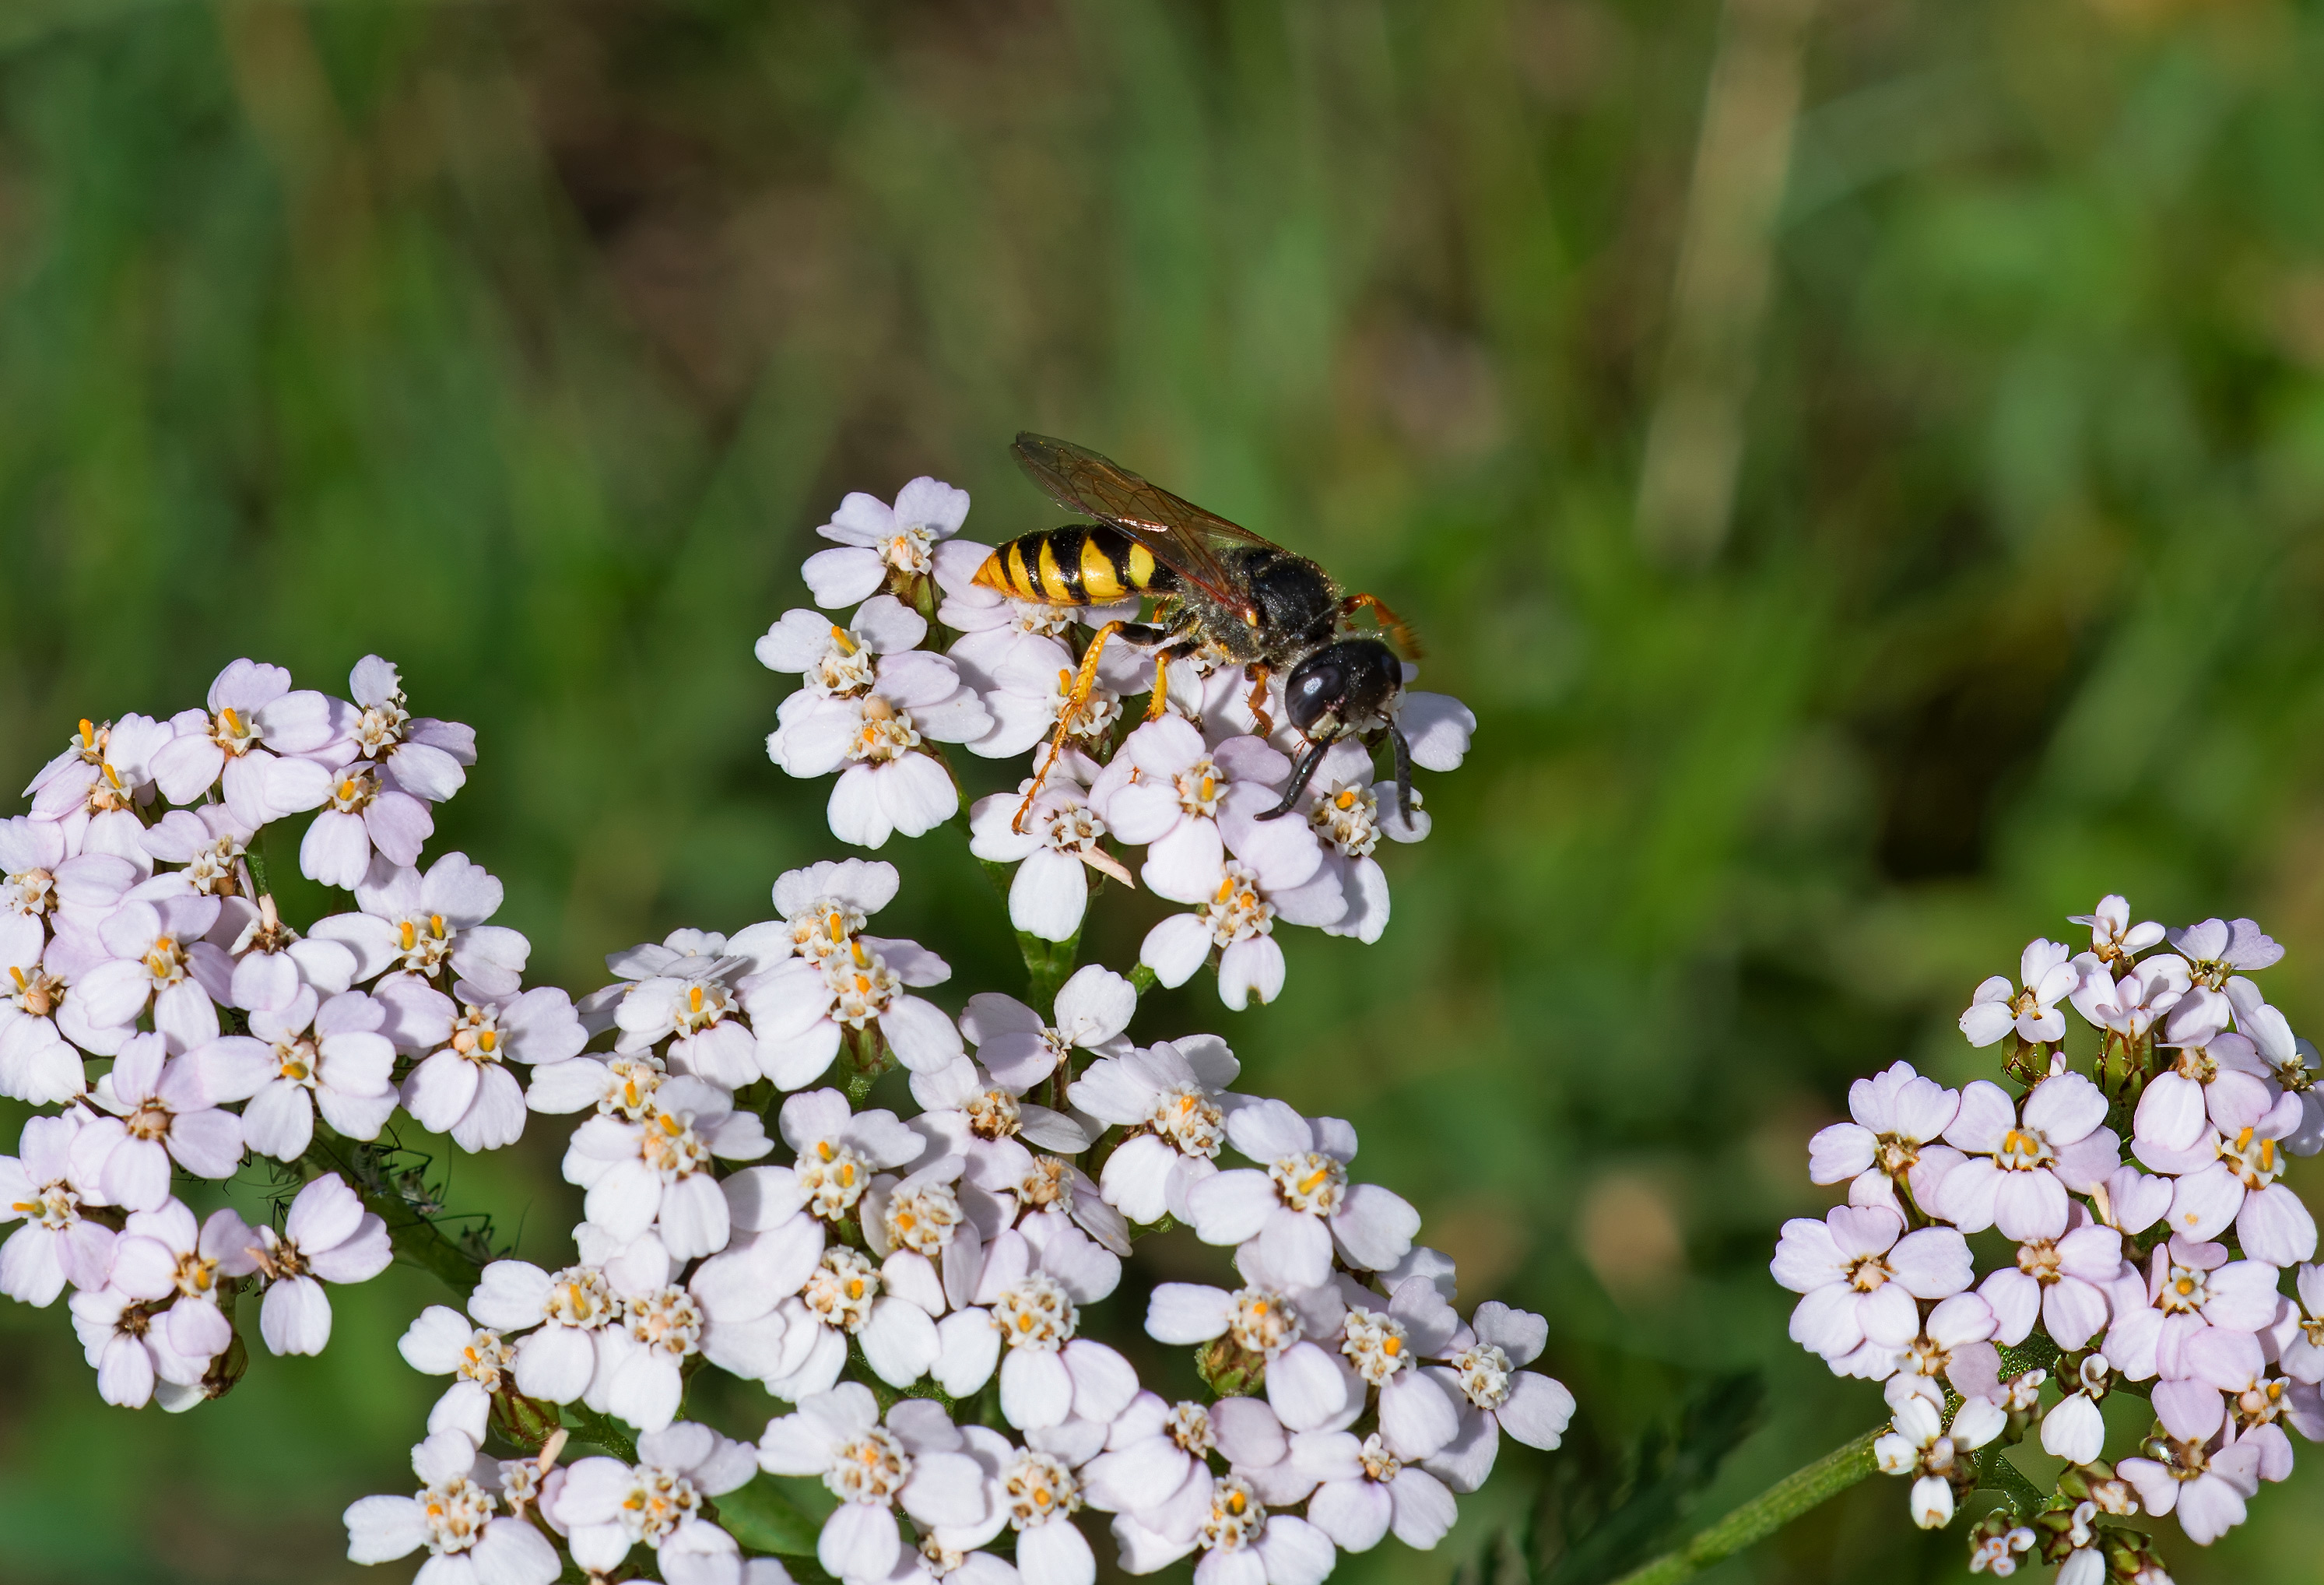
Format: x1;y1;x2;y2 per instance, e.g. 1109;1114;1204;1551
974;433;1422;831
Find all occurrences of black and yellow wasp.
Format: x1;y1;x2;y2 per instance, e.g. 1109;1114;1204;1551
975;433;1420;831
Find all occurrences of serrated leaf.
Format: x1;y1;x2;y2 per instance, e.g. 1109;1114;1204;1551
1539;1371;1766;1585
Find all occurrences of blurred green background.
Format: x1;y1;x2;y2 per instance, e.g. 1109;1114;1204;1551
5;0;2324;1580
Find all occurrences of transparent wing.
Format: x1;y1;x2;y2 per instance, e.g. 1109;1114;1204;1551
1012;433;1277;614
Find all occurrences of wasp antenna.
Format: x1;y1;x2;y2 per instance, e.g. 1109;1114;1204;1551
1256;740;1329;821
1388;722;1415;826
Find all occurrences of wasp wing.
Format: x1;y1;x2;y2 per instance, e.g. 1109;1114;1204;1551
1013;433;1276;615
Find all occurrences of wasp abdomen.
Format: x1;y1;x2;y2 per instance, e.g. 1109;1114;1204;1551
973;525;1174;606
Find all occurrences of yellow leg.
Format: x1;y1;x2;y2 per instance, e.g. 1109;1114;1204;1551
1014;622;1125;834
1244;664;1273;738
1143;644;1190;724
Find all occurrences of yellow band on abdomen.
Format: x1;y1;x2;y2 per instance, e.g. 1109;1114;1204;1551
1037;538;1074;603
1080;537;1125;600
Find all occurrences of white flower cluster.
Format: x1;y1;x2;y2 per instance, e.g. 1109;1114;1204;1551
759;477;1478;1008
0;655;589;1408
349;852;1571;1585
325;476;1564;1585
1778;896;2324;1581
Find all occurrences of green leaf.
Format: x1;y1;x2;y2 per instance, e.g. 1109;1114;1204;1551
716;1474;838;1559
1534;1372;1767;1585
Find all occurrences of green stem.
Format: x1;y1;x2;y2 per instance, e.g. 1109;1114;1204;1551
1607;1427;1883;1585
243;842;272;901
1129;961;1157;997
300;1133;488;1299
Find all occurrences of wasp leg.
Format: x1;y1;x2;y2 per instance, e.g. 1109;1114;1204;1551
1388;720;1415;825
1142;637;1199;722
1013;621;1126;835
1341;592;1424;659
1254;739;1328;821
1244;664;1274;737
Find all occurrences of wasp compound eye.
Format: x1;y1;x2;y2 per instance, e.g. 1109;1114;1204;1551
1285;658;1347;735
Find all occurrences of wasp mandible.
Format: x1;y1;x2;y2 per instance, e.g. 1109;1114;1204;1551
974;433;1422;834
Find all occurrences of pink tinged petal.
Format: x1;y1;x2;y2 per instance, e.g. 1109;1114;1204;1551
1883;1227;1975;1300
1419;1400;1499;1494
240;1084;316;1162
1265;1341;1359;1432
161;1107;244;1180
1857;1284;1921;1350
2116;1457;2178;1518
1331;1184;1421;1272
816;1500;900;1583
1936;1158;2003;1234
514;1325;599;1403
1062;1340;1138;1425
1789;1285;1866;1358
2136;1072;2210;1154
2168;1166;2245;1244
1959;999;2015;1048
2040;1391;2107;1464
449;1066;528;1153
1216;937;1286;1011
2203;1261;2288;1333
2175;1473;2251;1546
1496;1372;1576;1450
1769;1218;1847;1292
879;996;964;1074
1808;1123;1876;1186
261;1274;335;1355
1018;1518;1095;1585
1000;1346;1076;1429
1139;912;1216;989
300;811;376;891
1945;1081;2016;1151
658;1174;732;1262
2236;1183;2319;1268
934;1308;1002;1398
94;1333;156;1407
2050;1127;2122;1193
345;1495;430;1564
858;1298;940;1386
1255;1208;1334;1292
1824;1204;1903;1260
1146;1283;1232;1344
2041;1277;2111;1351
1309;1478;1392;1552
2017;1069;2110;1143
1992;1169;2071;1244
1009;852;1090;944
1188;1170;1280;1246
1379;1372;1462;1460
403;1052;482;1134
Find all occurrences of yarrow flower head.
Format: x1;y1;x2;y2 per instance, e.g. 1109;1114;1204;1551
5;448;1521;1585
1783;892;2324;1573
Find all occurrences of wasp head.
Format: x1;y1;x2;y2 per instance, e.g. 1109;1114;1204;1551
1284;637;1402;742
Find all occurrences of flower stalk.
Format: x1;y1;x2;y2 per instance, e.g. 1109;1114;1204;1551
1608;1427;1883;1585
